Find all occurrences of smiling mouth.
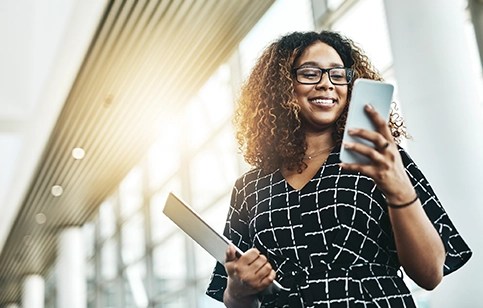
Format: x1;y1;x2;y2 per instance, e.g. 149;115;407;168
309;98;336;106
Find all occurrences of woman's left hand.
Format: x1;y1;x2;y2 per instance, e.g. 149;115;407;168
339;104;414;204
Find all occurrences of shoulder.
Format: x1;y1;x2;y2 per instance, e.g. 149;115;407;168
396;145;420;170
396;145;411;161
234;168;278;189
231;168;281;204
396;146;433;186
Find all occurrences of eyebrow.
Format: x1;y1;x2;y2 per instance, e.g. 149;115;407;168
298;61;345;68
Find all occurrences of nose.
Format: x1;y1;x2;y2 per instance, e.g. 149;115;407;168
315;71;333;89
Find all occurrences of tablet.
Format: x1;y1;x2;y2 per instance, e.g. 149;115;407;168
339;78;394;164
163;192;283;293
163;192;241;263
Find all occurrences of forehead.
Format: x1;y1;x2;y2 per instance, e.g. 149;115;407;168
295;41;344;67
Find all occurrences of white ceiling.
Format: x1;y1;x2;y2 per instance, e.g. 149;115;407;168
0;0;108;254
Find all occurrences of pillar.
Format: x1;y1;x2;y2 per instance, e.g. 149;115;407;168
56;227;86;308
383;0;483;306
22;275;44;308
469;0;483;71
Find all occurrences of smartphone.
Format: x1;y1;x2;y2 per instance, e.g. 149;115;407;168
339;78;394;164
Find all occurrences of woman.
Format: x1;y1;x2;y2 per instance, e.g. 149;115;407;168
206;31;471;308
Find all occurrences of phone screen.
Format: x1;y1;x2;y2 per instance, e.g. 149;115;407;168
339;78;394;164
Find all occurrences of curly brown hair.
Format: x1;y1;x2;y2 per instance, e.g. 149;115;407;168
234;31;408;173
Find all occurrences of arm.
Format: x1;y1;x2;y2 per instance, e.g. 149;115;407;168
339;104;445;290
223;246;276;308
386;193;445;289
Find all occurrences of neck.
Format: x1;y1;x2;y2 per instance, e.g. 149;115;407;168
304;145;334;160
303;130;336;160
304;130;335;153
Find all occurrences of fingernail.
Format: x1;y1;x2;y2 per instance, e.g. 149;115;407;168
365;104;374;111
348;128;355;135
343;142;353;149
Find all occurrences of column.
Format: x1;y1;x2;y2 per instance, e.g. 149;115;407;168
22;275;44;308
56;227;86;308
469;0;483;71
180;117;199;308
383;0;483;306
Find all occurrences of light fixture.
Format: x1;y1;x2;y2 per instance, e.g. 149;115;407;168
35;213;47;225
51;185;63;197
23;235;32;246
72;147;86;160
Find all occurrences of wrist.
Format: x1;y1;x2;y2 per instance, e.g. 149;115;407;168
382;183;417;204
224;286;259;308
386;191;419;209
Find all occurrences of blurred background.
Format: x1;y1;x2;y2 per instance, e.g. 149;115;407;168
1;0;482;307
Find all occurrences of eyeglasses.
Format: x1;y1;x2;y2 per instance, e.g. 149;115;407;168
294;67;353;85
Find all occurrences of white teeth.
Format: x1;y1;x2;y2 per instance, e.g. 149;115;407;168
311;98;334;105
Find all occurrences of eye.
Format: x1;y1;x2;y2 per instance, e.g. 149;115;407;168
329;69;347;81
297;68;320;80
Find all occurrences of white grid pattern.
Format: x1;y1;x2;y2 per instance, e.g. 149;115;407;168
207;146;471;307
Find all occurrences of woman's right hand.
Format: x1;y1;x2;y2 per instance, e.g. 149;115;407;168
223;245;276;306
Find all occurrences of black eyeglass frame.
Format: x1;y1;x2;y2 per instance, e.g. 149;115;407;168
293;67;354;86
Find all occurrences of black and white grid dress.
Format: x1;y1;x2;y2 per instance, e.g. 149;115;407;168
206;146;471;308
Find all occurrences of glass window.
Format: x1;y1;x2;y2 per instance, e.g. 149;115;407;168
185;64;234;150
99;198;116;240
152;234;186;295
239;0;314;77
147;118;182;191
44;267;56;308
194;195;230;278
86;258;96;282
154;296;189;308
101;238;118;281
83;222;96;259
201;194;230;235
100;280;121;308
189;130;238;210
123;260;148;308
86;260;96;307
332;0;393;72
150;177;182;243
119;166;144;219
121;212;145;264
193;240;218;280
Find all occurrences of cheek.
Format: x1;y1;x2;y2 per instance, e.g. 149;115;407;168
338;88;349;105
293;83;310;97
